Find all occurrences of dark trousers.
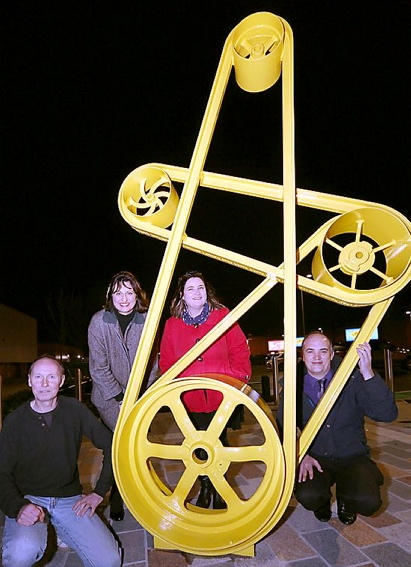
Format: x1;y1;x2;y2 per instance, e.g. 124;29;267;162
295;454;384;516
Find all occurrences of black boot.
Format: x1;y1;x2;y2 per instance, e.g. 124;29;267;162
213;490;227;509
109;482;124;521
196;476;213;508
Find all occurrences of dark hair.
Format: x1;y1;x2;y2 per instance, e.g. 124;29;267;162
29;355;65;376
104;271;149;313
301;330;333;352
169;270;224;318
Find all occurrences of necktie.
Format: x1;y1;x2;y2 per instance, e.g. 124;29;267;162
317;378;326;400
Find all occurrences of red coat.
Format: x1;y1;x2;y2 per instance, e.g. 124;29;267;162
159;307;251;413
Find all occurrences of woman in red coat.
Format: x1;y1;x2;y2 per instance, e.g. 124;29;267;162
159;270;251;509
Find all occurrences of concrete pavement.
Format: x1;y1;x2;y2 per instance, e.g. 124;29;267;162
1;394;409;567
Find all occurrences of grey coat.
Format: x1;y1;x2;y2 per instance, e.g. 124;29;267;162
88;309;158;430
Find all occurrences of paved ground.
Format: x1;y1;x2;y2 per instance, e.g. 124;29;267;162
1;391;410;567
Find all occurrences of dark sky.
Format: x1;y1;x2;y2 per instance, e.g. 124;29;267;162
2;0;410;341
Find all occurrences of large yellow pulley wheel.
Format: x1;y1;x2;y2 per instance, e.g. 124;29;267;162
114;375;285;556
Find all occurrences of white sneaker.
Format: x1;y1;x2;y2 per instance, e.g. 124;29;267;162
57;537;70;549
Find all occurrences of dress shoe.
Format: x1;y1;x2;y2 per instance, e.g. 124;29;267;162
337;502;356;525
314;502;332;522
196;476;213;508
109;508;125;522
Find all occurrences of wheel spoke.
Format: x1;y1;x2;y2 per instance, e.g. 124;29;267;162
165;399;199;442
325;237;343;251
172;467;199;506
240;38;254;55
139;202;158;215
205;399;238;442
221;445;270;463
354;220;364;242
209;474;240;507
150;190;170;199
147;441;189;461
150;177;169;192
373;239;396;253
369;266;393;283
350;273;357;289
263;37;278;54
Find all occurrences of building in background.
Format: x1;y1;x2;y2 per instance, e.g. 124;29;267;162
0;304;37;380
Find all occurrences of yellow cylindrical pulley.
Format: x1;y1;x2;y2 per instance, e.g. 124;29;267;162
118;165;179;228
232;12;285;93
312;206;411;292
114;375;285;556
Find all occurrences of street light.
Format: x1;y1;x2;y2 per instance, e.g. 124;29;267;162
406;311;411;323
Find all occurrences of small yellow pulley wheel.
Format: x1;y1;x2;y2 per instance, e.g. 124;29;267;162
114;375;285;556
118;165;179;229
232;12;285;93
312;206;411;293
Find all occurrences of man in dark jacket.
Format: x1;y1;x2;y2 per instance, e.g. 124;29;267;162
0;355;122;567
276;331;398;525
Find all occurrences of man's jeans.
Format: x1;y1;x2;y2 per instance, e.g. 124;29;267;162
2;495;122;567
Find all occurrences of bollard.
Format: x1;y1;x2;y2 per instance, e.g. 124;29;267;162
261;375;271;402
75;368;83;402
383;348;394;392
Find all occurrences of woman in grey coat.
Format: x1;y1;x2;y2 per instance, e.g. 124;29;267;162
88;271;158;520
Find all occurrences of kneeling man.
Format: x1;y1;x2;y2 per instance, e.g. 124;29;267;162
0;355;122;567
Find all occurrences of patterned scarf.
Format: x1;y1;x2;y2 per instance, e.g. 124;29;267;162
182;302;210;326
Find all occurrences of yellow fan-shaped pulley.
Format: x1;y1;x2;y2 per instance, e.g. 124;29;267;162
119;165;179;229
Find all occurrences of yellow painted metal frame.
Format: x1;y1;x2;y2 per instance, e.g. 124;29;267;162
113;11;411;557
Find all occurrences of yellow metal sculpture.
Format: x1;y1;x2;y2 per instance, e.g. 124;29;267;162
113;12;411;558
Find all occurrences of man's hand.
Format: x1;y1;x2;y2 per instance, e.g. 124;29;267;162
298;454;323;482
16;503;45;526
356;342;374;380
72;493;103;518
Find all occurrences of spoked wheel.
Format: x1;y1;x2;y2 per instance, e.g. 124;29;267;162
312;207;411;296
114;375;285;556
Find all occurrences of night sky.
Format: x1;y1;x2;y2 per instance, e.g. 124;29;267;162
2;0;410;344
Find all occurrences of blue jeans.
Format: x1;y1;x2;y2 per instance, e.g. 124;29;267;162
2;495;122;567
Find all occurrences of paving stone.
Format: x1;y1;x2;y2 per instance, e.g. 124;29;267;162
265;522;316;561
329;517;387;546
379;521;411;553
285;503;331;533
286;558;332;567
376;453;411;471
361;509;403;528
118;529;148;565
364;542;411;567
302;528;369;566
396;475;411;485
234;540;281;566
61;551;84;566
382;491;411;513
377;462;411;479
378;445;411;459
148;549;188;567
388;478;411;500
